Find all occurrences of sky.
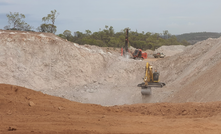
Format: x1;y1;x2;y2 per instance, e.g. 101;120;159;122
0;0;221;35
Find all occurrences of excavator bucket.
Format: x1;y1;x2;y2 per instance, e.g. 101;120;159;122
141;87;152;95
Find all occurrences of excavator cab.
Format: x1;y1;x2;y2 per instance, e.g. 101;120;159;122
153;71;160;82
133;49;147;59
133;49;141;57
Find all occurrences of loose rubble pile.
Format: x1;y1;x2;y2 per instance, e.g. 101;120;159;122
153;38;221;103
154;45;187;57
1;30;221;105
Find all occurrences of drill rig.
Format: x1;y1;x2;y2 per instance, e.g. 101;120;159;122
121;29;147;60
137;62;165;95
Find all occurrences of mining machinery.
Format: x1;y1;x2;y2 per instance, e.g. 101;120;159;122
121;29;147;60
137;62;165;95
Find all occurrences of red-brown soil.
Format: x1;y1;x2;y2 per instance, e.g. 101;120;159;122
1;84;221;134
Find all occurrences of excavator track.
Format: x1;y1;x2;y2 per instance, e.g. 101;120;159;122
138;82;165;88
138;82;166;95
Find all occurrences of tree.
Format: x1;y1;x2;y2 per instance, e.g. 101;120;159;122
63;30;72;37
122;27;131;33
63;30;73;40
168;35;179;45
181;39;190;46
109;26;114;37
4;12;32;31
57;34;66;39
163;30;171;39
37;24;57;33
75;31;84;38
42;10;59;25
85;30;92;36
38;10;59;33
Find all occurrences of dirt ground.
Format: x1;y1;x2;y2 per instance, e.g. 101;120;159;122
144;57;159;62
2;30;221;133
2;84;221;134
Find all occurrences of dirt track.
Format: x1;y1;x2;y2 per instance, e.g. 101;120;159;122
2;84;221;134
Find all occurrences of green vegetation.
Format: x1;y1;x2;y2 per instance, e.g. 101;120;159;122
58;27;190;50
176;32;221;44
4;10;59;33
3;11;190;50
4;12;32;31
37;10;59;34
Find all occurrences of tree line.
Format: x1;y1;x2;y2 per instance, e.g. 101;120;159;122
58;27;190;50
4;11;190;50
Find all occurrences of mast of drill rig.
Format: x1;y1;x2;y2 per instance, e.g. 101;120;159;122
123;29;129;56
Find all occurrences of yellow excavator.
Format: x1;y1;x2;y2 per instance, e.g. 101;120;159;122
137;62;165;95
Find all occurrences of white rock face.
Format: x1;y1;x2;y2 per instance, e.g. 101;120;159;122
0;30;145;106
1;30;221;105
